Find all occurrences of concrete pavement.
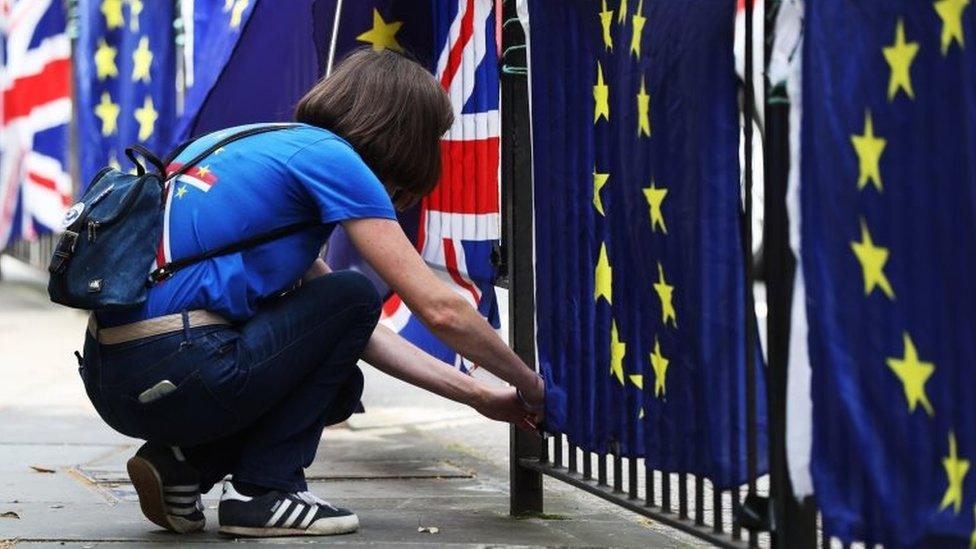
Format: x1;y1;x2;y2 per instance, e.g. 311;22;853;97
0;257;704;547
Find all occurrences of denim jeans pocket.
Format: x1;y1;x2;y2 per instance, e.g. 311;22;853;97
116;370;238;447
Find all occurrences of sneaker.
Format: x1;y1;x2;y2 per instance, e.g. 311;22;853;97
217;481;359;537
126;442;205;533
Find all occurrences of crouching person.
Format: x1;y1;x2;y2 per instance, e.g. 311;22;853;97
78;49;545;538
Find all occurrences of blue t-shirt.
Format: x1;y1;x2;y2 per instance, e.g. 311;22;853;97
100;123;396;326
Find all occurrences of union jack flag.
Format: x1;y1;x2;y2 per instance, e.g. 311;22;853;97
0;0;72;250
380;0;501;371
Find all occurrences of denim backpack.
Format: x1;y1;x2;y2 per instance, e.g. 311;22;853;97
48;124;315;311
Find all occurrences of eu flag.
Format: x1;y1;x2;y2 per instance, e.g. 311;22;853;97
530;0;765;487
75;0;176;187
803;1;976;546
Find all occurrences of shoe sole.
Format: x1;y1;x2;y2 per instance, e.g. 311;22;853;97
219;515;360;537
126;455;205;534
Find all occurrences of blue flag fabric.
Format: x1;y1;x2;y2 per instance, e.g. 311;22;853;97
529;0;765;487
172;0;260;143
75;0;176;188
803;1;976;546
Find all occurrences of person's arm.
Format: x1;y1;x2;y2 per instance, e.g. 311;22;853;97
302;258;532;424
341;219;545;411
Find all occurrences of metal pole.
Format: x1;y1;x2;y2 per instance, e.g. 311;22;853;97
502;0;544;517
764;1;818;545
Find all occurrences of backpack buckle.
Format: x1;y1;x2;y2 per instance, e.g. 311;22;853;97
47;231;78;275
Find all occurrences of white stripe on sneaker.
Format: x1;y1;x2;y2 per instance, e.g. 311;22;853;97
265;499;291;527
281;503;305;528
167;504;201;516
164;495;198;505
299;504;319;528
164;484;199;493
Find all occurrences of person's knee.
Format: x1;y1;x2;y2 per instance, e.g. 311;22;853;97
332;271;381;321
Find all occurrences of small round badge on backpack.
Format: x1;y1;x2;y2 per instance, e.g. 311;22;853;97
61;202;85;229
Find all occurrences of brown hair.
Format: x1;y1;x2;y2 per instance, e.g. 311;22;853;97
295;48;454;209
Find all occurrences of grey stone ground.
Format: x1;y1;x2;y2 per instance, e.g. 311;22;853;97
0;257;705;548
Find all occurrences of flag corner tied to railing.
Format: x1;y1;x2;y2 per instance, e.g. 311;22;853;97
528;0;766;489
798;1;976;546
0;0;72;250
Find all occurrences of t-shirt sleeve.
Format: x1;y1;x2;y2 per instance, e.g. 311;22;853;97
288;136;397;224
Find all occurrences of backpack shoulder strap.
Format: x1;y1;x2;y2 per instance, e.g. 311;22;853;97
166;123;301;181
149;220;318;283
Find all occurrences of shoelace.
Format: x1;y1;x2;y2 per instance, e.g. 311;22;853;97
296;491;337;512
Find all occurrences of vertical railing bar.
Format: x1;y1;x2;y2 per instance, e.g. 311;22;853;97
613;449;623;493
694;475;704;526
583;449;593;480
644;463;654;507
553;433;563;468
598;452;608;486
568;442;578;474
712;483;722;533
661;471;672;513
678;472;688;519
732;485;742;540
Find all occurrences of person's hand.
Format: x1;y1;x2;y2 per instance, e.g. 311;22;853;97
474;386;532;425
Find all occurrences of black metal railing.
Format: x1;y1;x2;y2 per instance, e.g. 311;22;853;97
500;0;821;547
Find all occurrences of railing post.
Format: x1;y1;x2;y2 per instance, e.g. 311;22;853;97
764;2;818;545
500;0;544;517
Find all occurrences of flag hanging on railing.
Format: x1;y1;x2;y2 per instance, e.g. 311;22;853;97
172;0;259;143
326;0;501;372
0;0;71;250
75;0;176;188
528;0;765;487
800;1;976;545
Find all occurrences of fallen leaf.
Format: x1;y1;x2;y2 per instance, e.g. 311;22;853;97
418;526;440;534
1;511;20;519
29;465;55;474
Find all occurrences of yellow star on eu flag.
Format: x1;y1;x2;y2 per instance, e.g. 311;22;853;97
883;19;919;101
642;181;667;233
134;95;158;142
101;0;124;30
850;218;895;300
594;61;610;124
886;332;935;416
131;36;153;83
629;374;643;389
593;169;610;215
618;0;628;23
175;185;188;199
653;262;677;328
940;431;970;514
94;92;120;136
970;505;976;548
595;242;613;304
630;0;646;58
599;0;614;51
94;39;118;81
636;76;651;137
356;8;405;53
128;0;143;32
850;110;887;192
229;0;249;29
935;0;970;55
610;320;626;385
649;336;669;397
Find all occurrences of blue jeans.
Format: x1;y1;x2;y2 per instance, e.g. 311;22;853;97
80;271;380;493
